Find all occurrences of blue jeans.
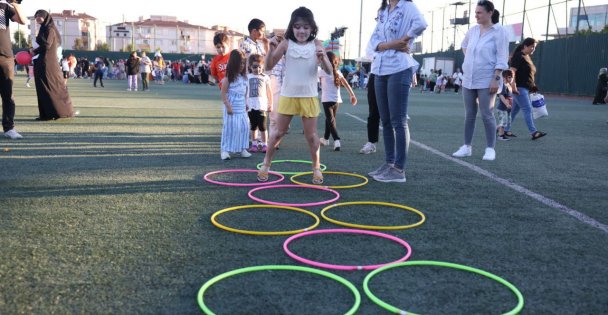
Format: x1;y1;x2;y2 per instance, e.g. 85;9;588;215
374;68;412;170
506;87;537;134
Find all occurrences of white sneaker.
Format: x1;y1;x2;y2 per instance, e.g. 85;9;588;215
127;88;132;91
221;151;231;160
333;140;341;151
319;138;329;146
25;83;31;88
452;145;472;157
4;129;23;139
359;142;376;154
240;150;252;158
482;147;496;161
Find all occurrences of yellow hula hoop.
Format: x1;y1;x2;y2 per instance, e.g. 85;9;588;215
290;171;369;189
321;201;426;230
211;204;320;236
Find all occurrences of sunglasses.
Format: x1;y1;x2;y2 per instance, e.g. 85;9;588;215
251;65;261;69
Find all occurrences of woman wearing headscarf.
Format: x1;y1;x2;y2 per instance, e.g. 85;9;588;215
592;68;607;105
29;10;75;120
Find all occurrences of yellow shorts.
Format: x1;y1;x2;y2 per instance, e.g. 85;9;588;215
278;97;320;118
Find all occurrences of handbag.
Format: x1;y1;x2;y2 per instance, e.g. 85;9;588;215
530;92;548;119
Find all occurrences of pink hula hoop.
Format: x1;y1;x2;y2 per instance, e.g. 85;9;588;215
283;228;412;271
204;169;284;187
248;184;340;207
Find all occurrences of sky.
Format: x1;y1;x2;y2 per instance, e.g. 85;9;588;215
14;0;608;58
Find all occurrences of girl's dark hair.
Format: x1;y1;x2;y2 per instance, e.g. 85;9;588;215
226;50;246;83
379;0;413;12
510;37;537;64
513;37;538;54
213;32;228;46
326;51;341;87
285;7;318;42
477;1;500;24
247;54;264;73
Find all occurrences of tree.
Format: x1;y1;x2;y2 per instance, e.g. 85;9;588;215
73;38;85;50
95;43;110;51
12;29;28;48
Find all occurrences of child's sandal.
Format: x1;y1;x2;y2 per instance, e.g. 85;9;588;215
312;168;324;185
257;163;271;182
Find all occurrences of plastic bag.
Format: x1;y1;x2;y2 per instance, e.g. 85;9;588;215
530;93;548;119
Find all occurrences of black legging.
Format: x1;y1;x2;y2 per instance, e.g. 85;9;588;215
93;72;104;87
322;101;340;141
366;73;380;143
0;57;16;132
141;72;149;90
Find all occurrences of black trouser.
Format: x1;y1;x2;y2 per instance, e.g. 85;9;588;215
366;73;380;143
322;101;340;141
141;73;149;90
454;84;460;93
93;72;104;87
0;57;16;132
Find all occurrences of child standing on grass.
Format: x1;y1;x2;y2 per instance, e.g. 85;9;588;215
257;6;332;184
318;51;357;151
220;50;251;160
210;32;230;89
496;69;514;140
247;54;273;153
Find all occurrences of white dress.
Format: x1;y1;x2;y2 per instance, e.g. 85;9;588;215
221;76;250;152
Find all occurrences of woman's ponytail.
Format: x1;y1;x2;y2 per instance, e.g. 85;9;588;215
492;9;500;24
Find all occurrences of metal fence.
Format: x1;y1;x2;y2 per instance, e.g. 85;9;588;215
413;32;608;96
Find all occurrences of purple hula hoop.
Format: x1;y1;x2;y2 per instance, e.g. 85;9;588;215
248;184;340;207
283;228;412;271
204;169;284;187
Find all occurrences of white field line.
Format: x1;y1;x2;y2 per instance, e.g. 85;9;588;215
346;112;608;233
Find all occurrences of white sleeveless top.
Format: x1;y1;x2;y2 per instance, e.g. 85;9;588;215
281;40;318;97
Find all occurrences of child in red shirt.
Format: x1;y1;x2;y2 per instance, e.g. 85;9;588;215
210;32;231;89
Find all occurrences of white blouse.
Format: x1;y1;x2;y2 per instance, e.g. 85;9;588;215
281;40;318;97
461;24;509;89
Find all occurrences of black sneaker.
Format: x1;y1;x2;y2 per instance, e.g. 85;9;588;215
498;135;510;141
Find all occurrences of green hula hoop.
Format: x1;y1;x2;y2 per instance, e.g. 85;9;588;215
363;260;524;315
321;201;425;230
256;160;327;175
198;265;361;315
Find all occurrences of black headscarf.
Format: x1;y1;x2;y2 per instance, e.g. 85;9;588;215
35;10;61;46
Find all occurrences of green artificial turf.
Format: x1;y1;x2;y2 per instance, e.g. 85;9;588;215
1;75;607;314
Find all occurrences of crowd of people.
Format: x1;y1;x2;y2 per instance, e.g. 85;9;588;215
53;53;215;89
3;0;605;185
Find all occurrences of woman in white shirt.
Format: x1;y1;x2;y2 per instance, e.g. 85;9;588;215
367;0;427;183
452;0;508;161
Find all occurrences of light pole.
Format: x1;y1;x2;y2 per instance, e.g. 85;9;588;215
521;0;527;42
358;0;363;57
441;6;445;51
430;10;434;52
451;2;465;50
